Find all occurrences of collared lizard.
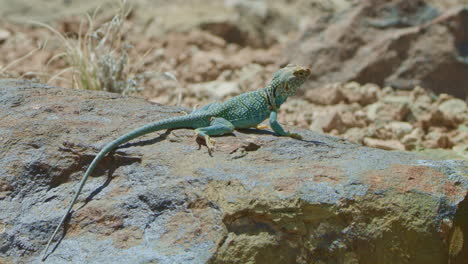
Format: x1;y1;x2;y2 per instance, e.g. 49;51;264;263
42;64;311;260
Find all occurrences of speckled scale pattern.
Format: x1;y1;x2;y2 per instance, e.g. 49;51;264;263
208;90;271;128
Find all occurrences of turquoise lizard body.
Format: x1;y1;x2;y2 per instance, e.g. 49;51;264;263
42;64;311;260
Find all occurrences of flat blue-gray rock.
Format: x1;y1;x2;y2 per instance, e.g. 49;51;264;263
0;80;466;264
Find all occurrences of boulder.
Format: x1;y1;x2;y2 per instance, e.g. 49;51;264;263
0;80;467;264
286;0;468;100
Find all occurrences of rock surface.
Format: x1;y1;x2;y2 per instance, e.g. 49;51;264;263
287;0;468;100
0;80;467;264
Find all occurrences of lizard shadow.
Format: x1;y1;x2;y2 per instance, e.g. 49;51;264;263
77;163;117;210
43;212;72;261
118;129;173;149
236;128;275;136
77;130;174;209
45;132;173;258
118;129;219;155
43;213;71;261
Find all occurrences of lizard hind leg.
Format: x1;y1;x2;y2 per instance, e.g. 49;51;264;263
194;117;235;154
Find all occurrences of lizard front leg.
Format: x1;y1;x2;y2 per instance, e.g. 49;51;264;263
194;117;235;154
269;110;302;139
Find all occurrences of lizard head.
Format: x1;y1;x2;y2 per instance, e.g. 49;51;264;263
273;64;311;97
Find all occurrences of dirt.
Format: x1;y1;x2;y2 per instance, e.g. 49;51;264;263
0;0;466;159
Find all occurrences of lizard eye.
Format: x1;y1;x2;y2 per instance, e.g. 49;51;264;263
294;68;311;77
294;70;303;77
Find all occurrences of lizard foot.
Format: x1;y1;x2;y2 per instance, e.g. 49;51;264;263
194;131;216;154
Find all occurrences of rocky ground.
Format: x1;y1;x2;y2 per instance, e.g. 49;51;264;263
0;80;466;264
0;0;467;160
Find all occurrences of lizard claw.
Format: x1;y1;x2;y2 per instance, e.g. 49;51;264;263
205;136;216;155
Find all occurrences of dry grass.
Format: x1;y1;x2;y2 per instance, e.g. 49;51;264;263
0;43;43;78
36;0;155;95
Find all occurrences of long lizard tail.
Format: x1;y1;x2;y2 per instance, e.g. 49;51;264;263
41;114;198;261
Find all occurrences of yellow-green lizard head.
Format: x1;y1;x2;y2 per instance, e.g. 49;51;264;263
273;64;311;97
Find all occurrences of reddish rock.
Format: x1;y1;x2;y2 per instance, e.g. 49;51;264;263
305;83;345;105
401;127;425;150
386;121;413;139
310;110;346;133
366;96;411;121
424;130;454;149
363;137;406;150
287;1;468;100
341;82;380;105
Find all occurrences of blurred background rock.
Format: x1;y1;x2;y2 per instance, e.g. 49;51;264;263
0;0;466;159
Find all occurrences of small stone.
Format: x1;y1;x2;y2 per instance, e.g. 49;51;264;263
305;83;345;105
381;86;394;96
438;98;467;124
410;86;426;98
424;131;453;149
410;86;432;104
450;126;468;145
435;93;453;105
310;110;346;133
340;111;359;128
342;82;379;105
386;121;413;139
341;127;365;143
367;124;393;140
366;102;381;121
409;87;433;121
422;104;464;129
0;29;10;44
401;128;424;150
363;137;406;151
366;96;410;121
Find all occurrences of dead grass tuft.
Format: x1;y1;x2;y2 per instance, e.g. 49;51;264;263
36;0;156;95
